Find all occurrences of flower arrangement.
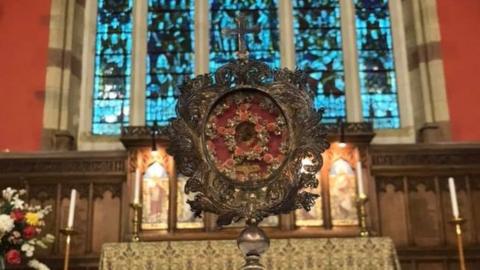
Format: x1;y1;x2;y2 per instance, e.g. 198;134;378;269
0;188;54;270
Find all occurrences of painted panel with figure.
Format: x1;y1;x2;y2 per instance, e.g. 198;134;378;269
142;162;170;230
177;175;204;229
329;158;358;225
295;171;323;226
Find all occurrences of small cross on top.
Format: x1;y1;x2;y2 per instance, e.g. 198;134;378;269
222;13;260;60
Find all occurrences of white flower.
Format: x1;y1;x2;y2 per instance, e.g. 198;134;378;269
28;259;50;270
44;234;55;243
2;187;14;201
21;243;35;257
11;196;24;209
36;241;47;249
0;214;14;234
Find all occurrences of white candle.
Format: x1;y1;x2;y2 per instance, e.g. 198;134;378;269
448;177;460;218
356;161;365;195
133;169;141;204
67;189;77;228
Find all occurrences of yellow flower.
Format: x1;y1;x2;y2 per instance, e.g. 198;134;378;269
25;212;40;226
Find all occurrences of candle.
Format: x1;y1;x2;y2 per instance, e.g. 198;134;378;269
448;177;460;218
356;161;365;195
67;189;77;228
133;169;141;204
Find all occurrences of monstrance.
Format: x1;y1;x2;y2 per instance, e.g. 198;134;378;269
166;14;329;270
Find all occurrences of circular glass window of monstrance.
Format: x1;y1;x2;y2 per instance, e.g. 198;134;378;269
204;89;290;186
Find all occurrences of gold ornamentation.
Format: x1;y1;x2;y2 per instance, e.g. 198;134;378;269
130;203;142;242
450;217;467;270
59;227;78;270
357;193;369;237
167;59;329;226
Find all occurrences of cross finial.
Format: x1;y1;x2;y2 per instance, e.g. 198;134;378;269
222;13;260;60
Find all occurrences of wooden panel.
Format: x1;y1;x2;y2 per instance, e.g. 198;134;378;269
417;262;444;270
399;261;415;270
466;260;480;269
377;177;409;245
92;190;121;253
408;177;442;247
471;175;480;244
0;151;126;269
59;196;88;255
439;176;475;246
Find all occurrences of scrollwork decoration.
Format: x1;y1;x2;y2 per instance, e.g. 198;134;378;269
167;58;329;226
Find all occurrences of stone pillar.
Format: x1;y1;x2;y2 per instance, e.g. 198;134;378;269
278;0;295;70
42;0;86;150
195;0;210;75
340;0;362;122
402;0;451;142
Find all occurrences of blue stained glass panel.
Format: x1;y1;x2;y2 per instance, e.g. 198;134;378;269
209;0;281;71
355;0;400;129
293;0;346;123
145;0;195;126
92;0;133;135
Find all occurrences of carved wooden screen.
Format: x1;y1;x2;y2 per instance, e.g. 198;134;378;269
135;138;284;231
133;142;362;232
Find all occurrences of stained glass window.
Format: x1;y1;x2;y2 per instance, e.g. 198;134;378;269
355;0;400;128
145;0;195;126
92;0;133;135
209;0;281;71
293;0;345;123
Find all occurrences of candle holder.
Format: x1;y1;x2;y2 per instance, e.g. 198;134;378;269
449;217;467;270
130;202;142;242
59;227;78;270
356;193;369;237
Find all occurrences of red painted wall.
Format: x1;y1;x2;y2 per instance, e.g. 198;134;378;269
0;0;51;151
438;0;480;141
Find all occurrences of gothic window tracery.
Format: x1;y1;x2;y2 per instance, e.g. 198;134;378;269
92;0;133;135
293;0;346;123
90;0;403;136
145;0;195;126
355;0;400;128
209;0;281;71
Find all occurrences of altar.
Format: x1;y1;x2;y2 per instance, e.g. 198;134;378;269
99;237;401;270
99;13;404;270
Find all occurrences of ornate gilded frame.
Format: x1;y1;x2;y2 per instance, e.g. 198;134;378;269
167;58;329;226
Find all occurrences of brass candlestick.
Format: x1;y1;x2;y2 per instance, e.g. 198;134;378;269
130;202;142;242
356;193;369;237
59;227;78;270
450;217;467;270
